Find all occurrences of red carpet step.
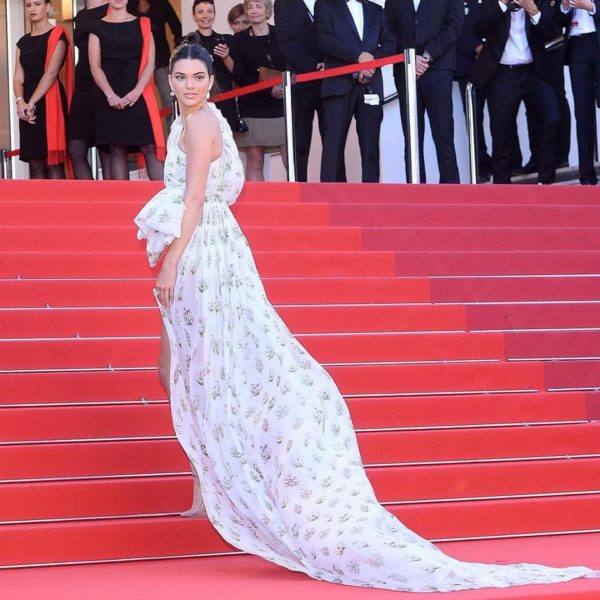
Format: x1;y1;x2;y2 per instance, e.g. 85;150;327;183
1;180;599;580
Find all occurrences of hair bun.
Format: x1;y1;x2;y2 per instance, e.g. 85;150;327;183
169;35;215;75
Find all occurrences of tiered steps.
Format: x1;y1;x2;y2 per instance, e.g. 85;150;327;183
1;181;600;594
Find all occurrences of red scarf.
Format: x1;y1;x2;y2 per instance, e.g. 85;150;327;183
139;16;166;161
45;25;73;166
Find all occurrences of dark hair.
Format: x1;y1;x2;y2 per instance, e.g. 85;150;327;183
169;33;214;76
192;0;214;11
227;3;245;24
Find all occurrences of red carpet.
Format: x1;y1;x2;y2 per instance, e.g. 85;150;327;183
1;180;600;598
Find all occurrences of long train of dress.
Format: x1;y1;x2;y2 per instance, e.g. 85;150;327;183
134;103;599;592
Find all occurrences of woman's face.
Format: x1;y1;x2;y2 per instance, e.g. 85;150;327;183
25;0;50;23
245;1;267;26
108;0;128;11
193;2;216;32
229;13;250;33
169;58;214;110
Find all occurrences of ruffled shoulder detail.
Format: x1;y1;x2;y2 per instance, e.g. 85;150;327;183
134;186;185;267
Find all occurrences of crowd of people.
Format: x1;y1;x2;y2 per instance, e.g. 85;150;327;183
12;0;600;184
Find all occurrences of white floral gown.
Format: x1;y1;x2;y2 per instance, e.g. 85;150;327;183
134;104;599;593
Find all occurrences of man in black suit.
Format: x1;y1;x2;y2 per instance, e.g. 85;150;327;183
315;0;396;182
385;0;464;183
471;0;561;184
455;0;492;181
275;0;325;182
555;0;600;185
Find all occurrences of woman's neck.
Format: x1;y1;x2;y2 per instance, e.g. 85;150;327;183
105;7;131;21
250;21;269;36
180;101;208;121
31;19;52;35
197;26;213;36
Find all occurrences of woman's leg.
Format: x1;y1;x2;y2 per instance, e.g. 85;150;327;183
68;139;93;180
157;322;171;395
28;159;46;179
108;144;129;180
245;145;265;181
181;461;207;518
279;144;288;171
158;323;206;517
98;147;112;180
140;145;164;181
45;163;66;179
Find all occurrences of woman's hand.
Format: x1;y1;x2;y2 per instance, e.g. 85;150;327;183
271;84;283;100
156;261;177;308
16;98;31;122
24;102;36;123
122;89;142;108
214;43;229;59
107;94;126;109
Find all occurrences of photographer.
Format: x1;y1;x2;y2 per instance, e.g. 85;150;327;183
470;0;561;184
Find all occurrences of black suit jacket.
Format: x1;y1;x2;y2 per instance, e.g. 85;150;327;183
470;0;556;87
315;0;396;99
384;0;464;76
274;0;322;75
455;0;485;79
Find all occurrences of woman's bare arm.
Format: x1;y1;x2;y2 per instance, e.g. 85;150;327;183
27;39;66;107
89;32;125;109
13;48;30;122
155;110;220;307
123;35;156;106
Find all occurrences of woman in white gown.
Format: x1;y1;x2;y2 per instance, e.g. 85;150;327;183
134;39;599;593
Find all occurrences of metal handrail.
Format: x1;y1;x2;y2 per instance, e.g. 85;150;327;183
465;82;478;185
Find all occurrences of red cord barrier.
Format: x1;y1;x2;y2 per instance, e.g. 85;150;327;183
211;52;405;103
2;54;405;164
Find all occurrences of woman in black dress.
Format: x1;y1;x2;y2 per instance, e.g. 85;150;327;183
13;0;70;178
68;0;110;179
89;0;165;180
189;0;242;132
231;0;286;181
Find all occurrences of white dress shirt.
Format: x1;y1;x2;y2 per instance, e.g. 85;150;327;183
346;0;364;40
414;0;421;8
561;4;597;36
303;0;316;16
499;2;541;65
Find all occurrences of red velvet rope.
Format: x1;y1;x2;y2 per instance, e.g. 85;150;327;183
211;52;405;103
3;53;405;158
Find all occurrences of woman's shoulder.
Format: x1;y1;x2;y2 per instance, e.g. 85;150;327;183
16;33;31;48
185;107;221;148
186;106;219;133
233;29;251;43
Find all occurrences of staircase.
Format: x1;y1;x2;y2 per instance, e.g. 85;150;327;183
1;180;600;575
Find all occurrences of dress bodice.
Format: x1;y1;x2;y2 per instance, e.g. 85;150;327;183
164;104;244;206
135;102;245;267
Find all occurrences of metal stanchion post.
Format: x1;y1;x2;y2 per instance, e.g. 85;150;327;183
0;149;7;180
172;98;180;121
465;82;479;185
403;48;420;184
283;70;296;183
91;147;99;180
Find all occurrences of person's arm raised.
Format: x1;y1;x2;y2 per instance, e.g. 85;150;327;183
156;110;216;308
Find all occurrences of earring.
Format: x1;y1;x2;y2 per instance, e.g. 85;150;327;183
169;90;175;97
